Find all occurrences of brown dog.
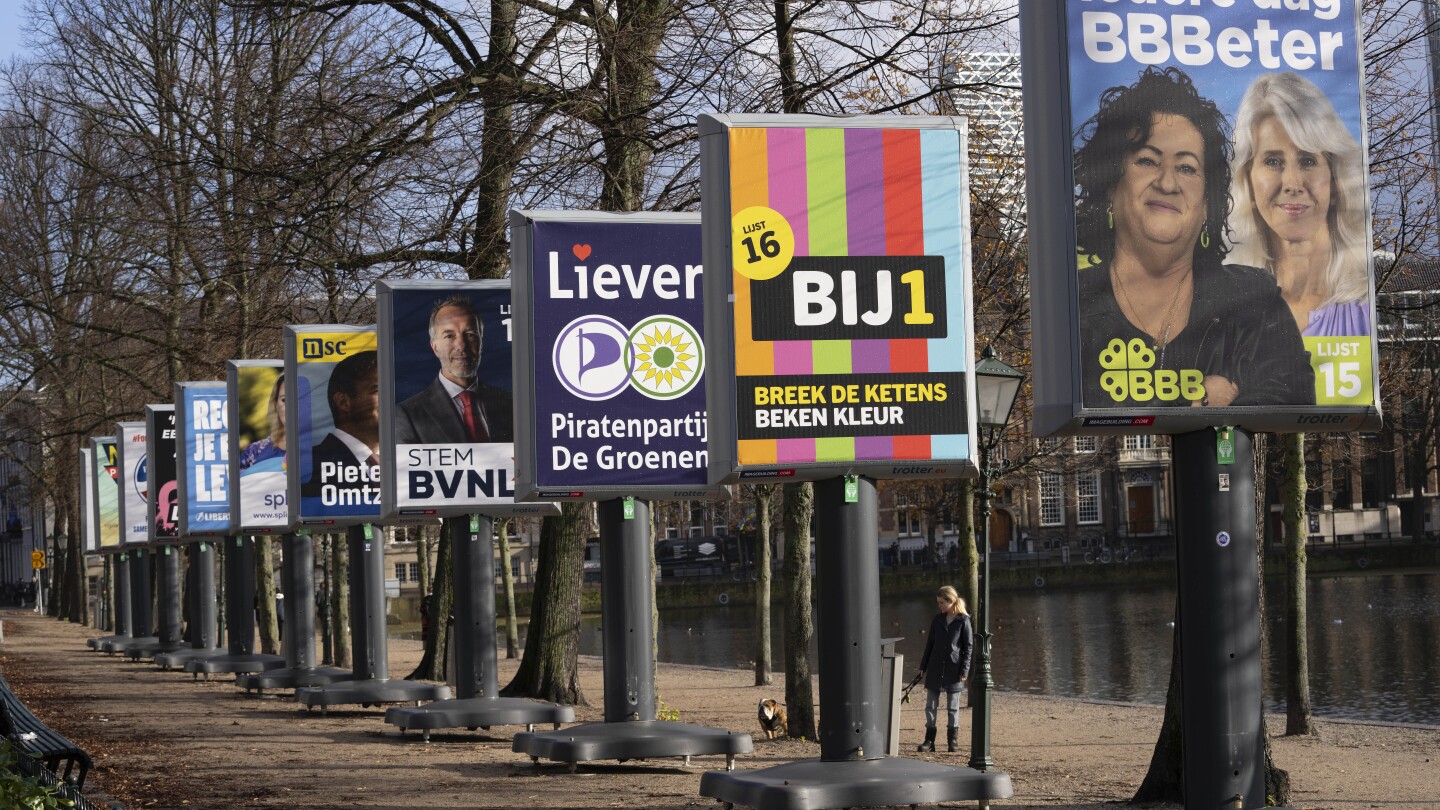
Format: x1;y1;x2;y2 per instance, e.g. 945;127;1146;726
757;698;787;740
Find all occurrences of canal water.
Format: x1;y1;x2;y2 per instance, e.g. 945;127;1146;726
566;571;1439;726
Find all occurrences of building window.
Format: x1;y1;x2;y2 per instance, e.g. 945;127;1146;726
394;563;407;583
895;497;921;537
665;526;680;539
689;504;706;537
1124;435;1156;450
1077;473;1101;525
494;557;521;579
1039;473;1064;526
1037;437;1061;452
408;563;420;583
1074;436;1098;453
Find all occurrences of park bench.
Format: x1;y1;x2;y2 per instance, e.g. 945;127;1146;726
0;671;92;790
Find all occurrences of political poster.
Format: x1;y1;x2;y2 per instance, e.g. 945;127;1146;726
1021;0;1381;435
80;448;97;554
510;211;722;502
227;361;288;532
145;405;180;543
698;115;980;484
378;280;559;518
90;436;120;551
115;422;148;547
176;382;230;536
285;325;381;527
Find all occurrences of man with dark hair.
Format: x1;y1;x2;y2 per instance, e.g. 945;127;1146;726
301;350;381;500
395;295;513;444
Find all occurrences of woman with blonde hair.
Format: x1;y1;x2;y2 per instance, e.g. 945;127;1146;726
915;585;973;753
238;373;286;469
1227;72;1371;337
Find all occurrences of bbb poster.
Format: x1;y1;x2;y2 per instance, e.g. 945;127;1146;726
145;405;179;542
379;281;556;517
90;436;120;551
115;422;148;547
698;115;979;483
510;211;718;501
176;382;230;536
228;361;288;531
286;326;382;526
1020;0;1381;434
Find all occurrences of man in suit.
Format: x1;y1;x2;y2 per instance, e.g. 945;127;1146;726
395;295;513;444
300;350;381;501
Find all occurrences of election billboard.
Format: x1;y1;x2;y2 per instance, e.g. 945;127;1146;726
285;325;381;527
80;448;97;554
1021;0;1382;435
378;280;559;518
176;382;230;536
510;210;723;501
228;361;288;532
145;405;180;543
698;115;980;484
115;422;148;547
90;436;120;551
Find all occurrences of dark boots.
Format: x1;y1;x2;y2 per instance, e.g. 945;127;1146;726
947;726;959;753
917;726;936;752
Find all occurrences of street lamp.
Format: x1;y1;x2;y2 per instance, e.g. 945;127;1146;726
969;345;1024;772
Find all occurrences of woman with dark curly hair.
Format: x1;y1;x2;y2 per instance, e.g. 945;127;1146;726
1074;67;1314;407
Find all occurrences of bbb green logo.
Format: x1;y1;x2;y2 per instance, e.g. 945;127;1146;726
1099;339;1204;403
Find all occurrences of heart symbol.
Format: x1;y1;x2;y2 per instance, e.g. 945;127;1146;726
572;244;592;261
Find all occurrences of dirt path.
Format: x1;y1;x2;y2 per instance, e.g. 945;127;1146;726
1;610;1434;809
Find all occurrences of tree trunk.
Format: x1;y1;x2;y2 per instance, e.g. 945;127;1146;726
1132;620;1185;803
254;534;280;656
754;485;774;686
331;532;350;669
416;526;432;598
1254;435;1293;803
782;482;816;740
1282;433;1314;736
408;527;453;680
957;479;979;617
502;502;588;705
498;519;520;659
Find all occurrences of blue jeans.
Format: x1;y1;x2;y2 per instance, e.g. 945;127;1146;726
924;685;964;729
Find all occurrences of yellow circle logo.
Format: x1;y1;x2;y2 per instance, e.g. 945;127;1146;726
731;206;795;281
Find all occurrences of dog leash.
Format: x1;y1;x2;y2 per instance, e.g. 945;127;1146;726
900;672;924;704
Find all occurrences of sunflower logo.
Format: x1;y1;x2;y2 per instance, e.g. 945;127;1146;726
626;316;704;399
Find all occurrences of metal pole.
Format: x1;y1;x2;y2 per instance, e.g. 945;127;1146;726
347;525;386;681
114;553;131;637
227;537;257;655
285;534;318;669
157;546;182;644
319;536;332;666
129;548;152;637
597;498;656;723
1173;428;1264;810
279;535;296;665
969;441;996;772
813;476;883;761
450;515;497;700
193;542;216;649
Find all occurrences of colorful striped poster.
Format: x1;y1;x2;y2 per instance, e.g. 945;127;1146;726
706;116;976;478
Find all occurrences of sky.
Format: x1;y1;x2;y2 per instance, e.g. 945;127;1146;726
1;2;31;63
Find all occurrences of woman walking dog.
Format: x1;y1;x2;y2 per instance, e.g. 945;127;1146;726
916;585;973;753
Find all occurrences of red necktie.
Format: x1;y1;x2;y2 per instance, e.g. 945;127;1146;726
458;390;488;442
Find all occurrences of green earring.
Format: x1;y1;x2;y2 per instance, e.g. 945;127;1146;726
1107;206;1114;230
1199;225;1210;249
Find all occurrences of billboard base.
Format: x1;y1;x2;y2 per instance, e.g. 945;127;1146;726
184;653;286;676
153;647;223;670
237;666;354;692
699;756;1012;810
512;720;750;770
386;697;573;739
98;635;156;654
294;678;450;709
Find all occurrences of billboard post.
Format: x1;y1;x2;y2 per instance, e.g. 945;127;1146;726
285;325;449;710
375;280;566;737
127;404;186;660
508;210;747;769
1019;2;1379;806
99;422;157;655
696;114;1010;809
84;436;126;648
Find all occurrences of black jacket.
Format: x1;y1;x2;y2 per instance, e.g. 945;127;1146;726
1078;261;1315;407
920;612;973;691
